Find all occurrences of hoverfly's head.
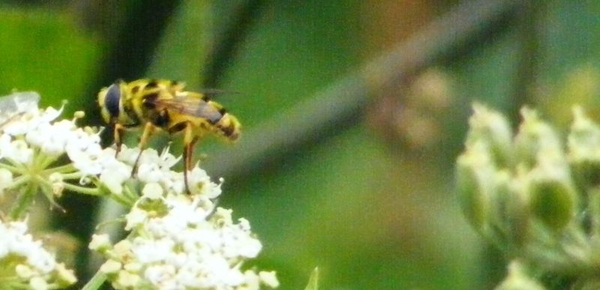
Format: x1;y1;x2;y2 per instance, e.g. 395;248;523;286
98;81;124;124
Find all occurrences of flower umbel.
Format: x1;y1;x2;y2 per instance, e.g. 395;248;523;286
0;92;103;219
0;92;278;289
0;219;77;289
90;191;277;289
90;176;278;289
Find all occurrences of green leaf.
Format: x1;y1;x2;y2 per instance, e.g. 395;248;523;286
304;267;319;290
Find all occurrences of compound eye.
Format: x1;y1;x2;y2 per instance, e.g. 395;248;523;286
104;83;121;118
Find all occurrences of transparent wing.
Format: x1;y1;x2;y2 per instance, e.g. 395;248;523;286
0;92;40;124
155;96;223;123
195;89;240;97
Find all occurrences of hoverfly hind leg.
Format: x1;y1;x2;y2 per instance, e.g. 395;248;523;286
182;122;199;195
131;122;155;176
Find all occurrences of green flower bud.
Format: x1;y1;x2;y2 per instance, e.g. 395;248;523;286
514;108;562;170
528;150;577;231
456;141;497;232
568;106;600;188
495;261;547;290
466;103;513;167
500;168;532;247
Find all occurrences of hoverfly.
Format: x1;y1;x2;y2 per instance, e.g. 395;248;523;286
97;79;241;194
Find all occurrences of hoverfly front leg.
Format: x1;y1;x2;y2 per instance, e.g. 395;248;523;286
113;123;126;157
131;122;155;176
182;122;200;195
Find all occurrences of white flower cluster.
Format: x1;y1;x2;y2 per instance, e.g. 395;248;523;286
0;92;278;289
0;219;77;289
88;145;279;289
0;92;202;205
0;92;103;202
90;182;279;290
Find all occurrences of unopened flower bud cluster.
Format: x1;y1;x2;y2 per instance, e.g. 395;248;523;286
457;104;600;288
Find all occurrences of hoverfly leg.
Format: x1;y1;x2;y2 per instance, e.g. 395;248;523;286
183;164;190;195
113;123;126;157
131;122;155;176
182;122;199;195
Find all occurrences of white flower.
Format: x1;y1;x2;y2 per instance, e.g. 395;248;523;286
136;147;187;193
0;220;76;288
0;168;13;195
7;139;34;164
98;159;132;196
89;234;112;252
142;182;164;199
66;129;105;174
187;167;222;198
95;189;278;290
100;259;122;274
3;104;62;137
0;92;277;289
0;93;109;209
260;271;280;288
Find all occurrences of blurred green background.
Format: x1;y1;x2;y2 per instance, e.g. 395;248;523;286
1;0;599;289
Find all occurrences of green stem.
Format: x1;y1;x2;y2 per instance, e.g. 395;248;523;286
113;181;141;207
63;183;102;196
0;162;21;173
112;196;133;208
81;271;107;290
93;183;134;207
589;187;600;238
43;163;78;175
36;151;58;169
9;182;38;220
9;175;31;189
60;172;84;180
